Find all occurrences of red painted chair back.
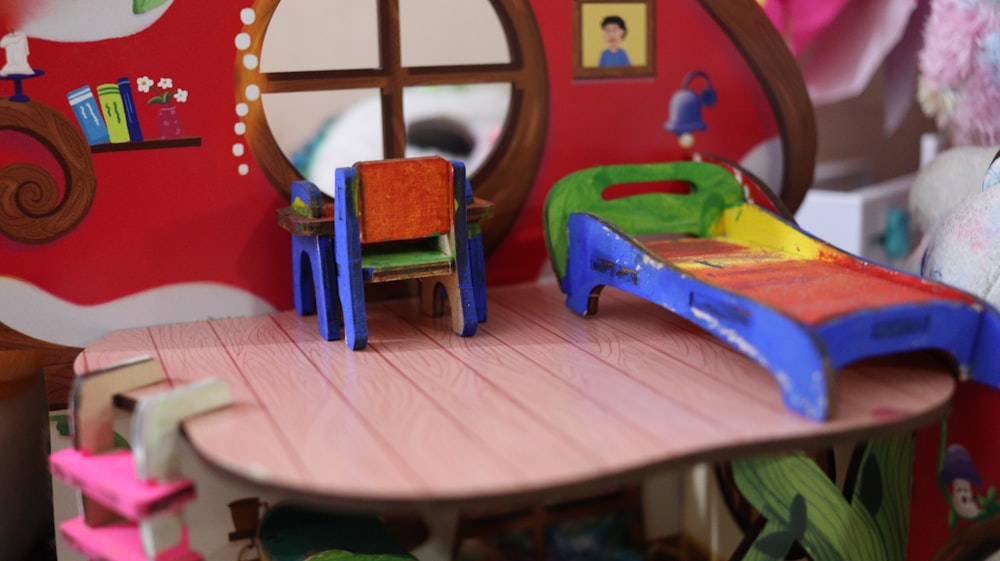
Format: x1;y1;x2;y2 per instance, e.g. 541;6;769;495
354;157;454;245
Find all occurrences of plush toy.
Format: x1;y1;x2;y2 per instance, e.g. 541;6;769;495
918;0;1000;146
909;146;999;235
916;146;1000;307
912;0;1000;304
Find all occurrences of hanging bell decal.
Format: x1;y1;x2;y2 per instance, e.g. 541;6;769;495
664;71;717;137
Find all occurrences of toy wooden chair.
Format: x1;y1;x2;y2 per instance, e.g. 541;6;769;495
334;156;478;350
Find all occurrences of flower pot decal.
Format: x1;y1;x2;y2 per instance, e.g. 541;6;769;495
137;75;189;139
157;102;183;139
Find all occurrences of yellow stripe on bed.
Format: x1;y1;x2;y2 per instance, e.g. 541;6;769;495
720;204;824;260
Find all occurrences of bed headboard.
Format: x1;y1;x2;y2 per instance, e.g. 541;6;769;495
543;161;746;280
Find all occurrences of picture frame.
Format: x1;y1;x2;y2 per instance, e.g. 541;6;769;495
573;0;655;79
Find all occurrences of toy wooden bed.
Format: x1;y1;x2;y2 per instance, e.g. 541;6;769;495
544;160;1000;421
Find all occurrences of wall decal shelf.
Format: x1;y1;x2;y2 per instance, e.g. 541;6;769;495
90;137;202;153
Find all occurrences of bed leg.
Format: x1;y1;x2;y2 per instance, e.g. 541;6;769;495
563;266;602;316
585;285;604;315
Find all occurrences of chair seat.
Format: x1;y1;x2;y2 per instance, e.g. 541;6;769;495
362;242;455;283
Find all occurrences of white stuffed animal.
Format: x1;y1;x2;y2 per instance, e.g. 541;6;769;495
917;146;1000;307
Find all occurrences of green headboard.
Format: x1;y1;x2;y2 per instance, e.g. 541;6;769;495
543;161;746;280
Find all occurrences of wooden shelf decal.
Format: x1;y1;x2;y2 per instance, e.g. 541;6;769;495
90;137;202;153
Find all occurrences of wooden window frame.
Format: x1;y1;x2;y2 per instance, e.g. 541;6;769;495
235;0;549;254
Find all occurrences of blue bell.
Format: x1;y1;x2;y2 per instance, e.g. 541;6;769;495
665;71;717;136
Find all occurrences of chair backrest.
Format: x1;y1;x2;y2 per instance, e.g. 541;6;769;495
354;157;454;245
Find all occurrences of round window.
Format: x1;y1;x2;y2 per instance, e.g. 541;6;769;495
235;0;549;253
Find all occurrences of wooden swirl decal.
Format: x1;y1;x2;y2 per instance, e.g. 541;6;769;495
0;99;97;243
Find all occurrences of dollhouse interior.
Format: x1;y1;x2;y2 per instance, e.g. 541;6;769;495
1;1;998;561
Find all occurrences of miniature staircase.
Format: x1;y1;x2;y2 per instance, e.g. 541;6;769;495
49;357;230;561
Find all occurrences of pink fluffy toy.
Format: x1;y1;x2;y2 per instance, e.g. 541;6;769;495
919;0;1000;146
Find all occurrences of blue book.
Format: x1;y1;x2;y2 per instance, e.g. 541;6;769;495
117;77;143;142
66;86;110;146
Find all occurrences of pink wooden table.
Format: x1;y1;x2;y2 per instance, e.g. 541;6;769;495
74;283;955;512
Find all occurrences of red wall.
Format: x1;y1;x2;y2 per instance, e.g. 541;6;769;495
489;0;779;283
0;0;777;307
1;2;288;306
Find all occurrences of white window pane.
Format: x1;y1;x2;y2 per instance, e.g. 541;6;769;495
262;89;383;195
400;0;510;67
403;84;511;175
262;0;379;72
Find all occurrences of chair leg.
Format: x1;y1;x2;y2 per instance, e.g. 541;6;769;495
420;280;445;318
291;238;315;316
293;236;341;341
336;256;368;351
468;227;488;323
312;236;341;342
431;273;477;337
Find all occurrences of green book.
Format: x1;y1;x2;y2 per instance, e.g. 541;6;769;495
96;83;131;143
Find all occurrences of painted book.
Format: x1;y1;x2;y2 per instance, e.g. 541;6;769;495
66;86;110;146
117;77;144;142
96;83;131;143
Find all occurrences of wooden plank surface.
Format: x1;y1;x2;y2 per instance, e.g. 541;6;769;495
76;283;955;511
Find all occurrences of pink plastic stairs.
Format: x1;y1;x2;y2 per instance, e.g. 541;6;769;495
50;448;203;561
49;358;230;561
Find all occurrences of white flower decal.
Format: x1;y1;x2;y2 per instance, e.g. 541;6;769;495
136;76;154;93
138;76;191;105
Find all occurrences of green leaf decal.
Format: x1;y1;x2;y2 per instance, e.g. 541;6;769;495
733;437;913;561
133;0;170;14
51;414;71;437
755;531;796;558
859;453;883;517
788;494;807;539
305;550;414;561
114;432;131;451
50;413;129;449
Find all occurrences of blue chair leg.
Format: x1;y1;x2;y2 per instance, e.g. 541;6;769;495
292;237;316;316
334;246;368;350
469;227;487;323
292;244;316;316
450;272;479;338
334;169;368;350
457;288;478;337
336;272;367;350
312;236;341;342
293;235;341;341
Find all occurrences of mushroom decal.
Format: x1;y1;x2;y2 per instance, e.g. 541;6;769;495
939;444;1000;529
